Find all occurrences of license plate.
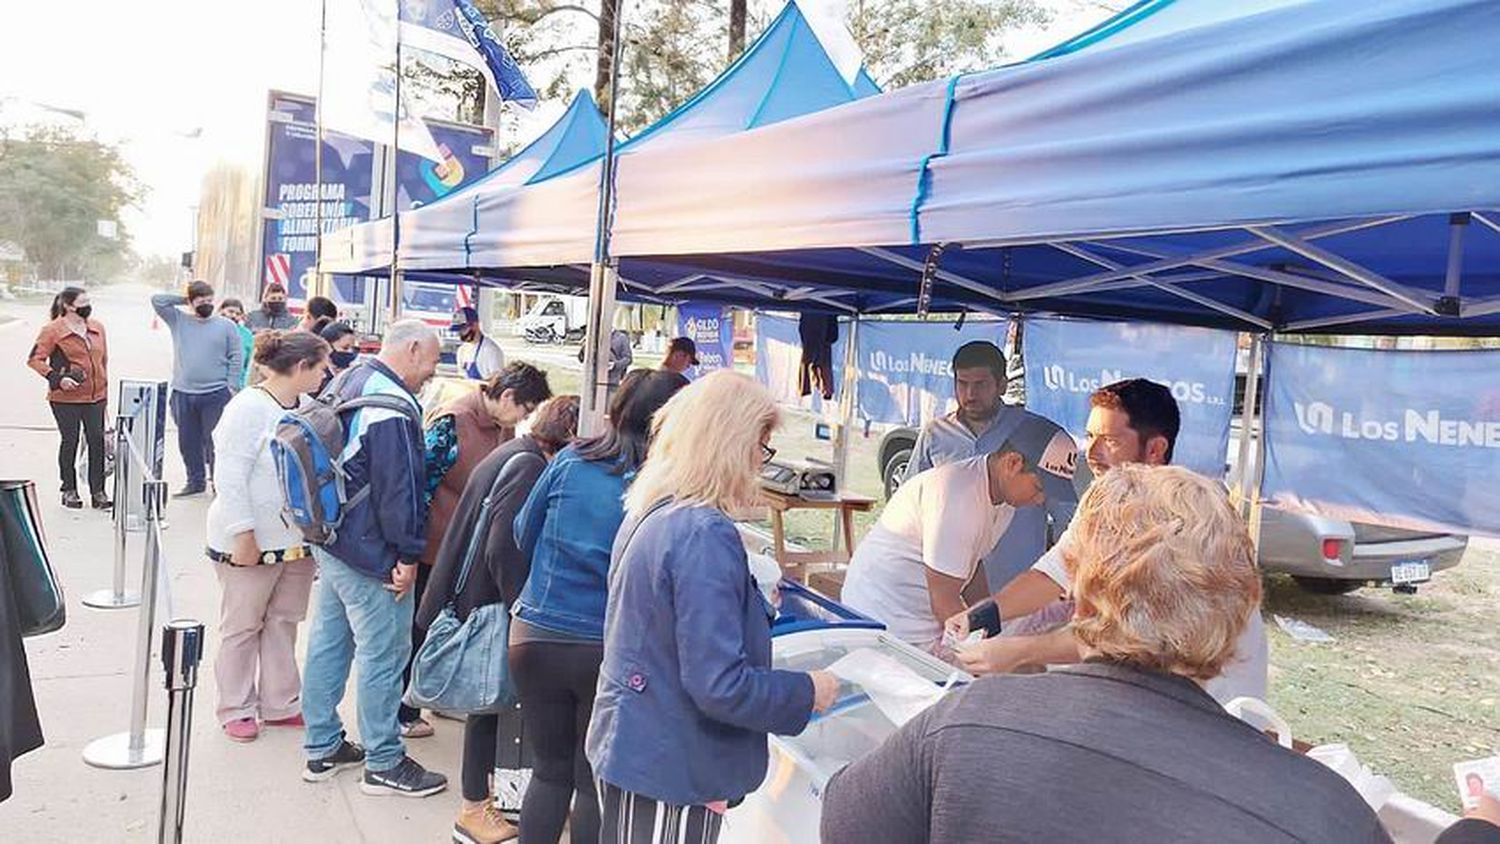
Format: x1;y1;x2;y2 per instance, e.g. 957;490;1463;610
1391;560;1431;584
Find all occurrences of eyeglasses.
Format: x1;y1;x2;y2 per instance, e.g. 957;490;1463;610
760;443;777;465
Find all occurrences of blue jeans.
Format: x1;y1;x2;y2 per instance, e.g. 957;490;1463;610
169;386;231;488
302;549;413;773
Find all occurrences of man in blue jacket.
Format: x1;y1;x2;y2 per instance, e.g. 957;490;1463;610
300;319;448;798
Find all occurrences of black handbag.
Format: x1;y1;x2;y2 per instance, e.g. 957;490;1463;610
0;480;66;637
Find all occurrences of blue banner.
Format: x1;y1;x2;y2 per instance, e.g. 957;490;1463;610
754;313;845;415
396;120;493;211
399;0;538;108
1023;318;1236;478
263;93;374;304
677;302;734;380
1262;343;1500;536
855;319;1010;426
263;93;493;307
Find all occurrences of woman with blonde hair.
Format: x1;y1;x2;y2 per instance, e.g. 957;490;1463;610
586;370;839;844
822;464;1387;844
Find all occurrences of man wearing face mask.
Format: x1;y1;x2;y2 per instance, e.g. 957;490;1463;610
152;280;245;498
449;307;504;380
245;282;298;332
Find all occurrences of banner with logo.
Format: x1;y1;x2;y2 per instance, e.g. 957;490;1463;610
262;93;494;306
754;313;845;414
855;318;1010;426
677;302;735;379
1262;343;1500;536
1023;317;1236;478
263;92;374;304
396;120;493;211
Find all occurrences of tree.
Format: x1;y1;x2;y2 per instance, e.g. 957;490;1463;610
851;0;1051;90
729;0;747;60
0;126;140;281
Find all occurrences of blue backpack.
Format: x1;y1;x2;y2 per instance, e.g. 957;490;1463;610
271;385;422;547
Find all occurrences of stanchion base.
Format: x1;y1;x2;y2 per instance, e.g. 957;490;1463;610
82;730;165;770
82;589;142;610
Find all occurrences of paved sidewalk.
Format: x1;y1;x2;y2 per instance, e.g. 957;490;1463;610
0;288;466;842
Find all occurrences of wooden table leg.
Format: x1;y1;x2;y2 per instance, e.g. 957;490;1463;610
771;509;798;581
839;505;857;564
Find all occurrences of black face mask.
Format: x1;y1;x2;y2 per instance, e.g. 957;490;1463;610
265;301;287;316
194;303;215;318
74;305;93;320
330;350;358;369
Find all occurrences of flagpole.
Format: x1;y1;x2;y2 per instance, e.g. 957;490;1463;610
579;0;626;437
387;8;403;326
314;0;328;303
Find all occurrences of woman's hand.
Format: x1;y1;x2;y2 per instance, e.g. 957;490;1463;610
230;531;261;567
809;670;840;713
59;376;79;391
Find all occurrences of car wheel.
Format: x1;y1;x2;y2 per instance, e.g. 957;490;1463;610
1292;576;1364;596
882;449;912;500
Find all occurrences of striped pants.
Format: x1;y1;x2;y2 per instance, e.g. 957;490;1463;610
598;780;724;844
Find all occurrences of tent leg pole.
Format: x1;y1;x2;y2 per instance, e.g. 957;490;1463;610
1247;336;1273;553
1235;335;1265;520
579;263;617;438
831;316;859;548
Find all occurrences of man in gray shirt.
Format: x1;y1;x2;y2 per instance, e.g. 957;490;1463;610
243;281;297;332
151;281;244;497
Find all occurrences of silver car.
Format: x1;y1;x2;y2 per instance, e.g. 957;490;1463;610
1255;510;1467;594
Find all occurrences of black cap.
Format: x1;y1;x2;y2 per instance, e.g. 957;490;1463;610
669;336;699;365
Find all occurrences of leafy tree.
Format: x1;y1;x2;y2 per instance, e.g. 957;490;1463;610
850;0;1051;90
0;126;141;281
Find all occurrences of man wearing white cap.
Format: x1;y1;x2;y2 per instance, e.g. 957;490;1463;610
841;439;1073;655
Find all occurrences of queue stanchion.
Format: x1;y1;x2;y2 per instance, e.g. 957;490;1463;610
157;619;204;844
82;478;168;769
83;419;141;609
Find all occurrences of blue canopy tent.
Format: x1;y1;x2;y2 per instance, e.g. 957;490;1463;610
438;0;1500;335
319;88;611;275
321;0;881;281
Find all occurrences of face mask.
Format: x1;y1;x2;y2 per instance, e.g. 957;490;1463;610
330;350;358;369
194;303;215;318
74;305;93;320
265;301;287;316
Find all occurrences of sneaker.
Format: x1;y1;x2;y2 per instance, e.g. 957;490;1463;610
361;756;447;798
493;768;530;818
399;717;435;739
173;484;206;499
90;492;113;510
303;739;366;783
265;713;305;728
454;801;518;844
61;490;83;509
223;717;259;743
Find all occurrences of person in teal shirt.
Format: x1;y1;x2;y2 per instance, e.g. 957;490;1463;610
218;299;256;388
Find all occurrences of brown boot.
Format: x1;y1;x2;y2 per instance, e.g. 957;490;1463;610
453;799;517;844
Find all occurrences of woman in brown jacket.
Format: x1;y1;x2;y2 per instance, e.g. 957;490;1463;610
397;361;553;738
27;287;110;509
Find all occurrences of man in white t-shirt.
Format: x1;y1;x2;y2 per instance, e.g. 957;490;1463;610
841;445;1071;652
946;378;1270;704
451;307;505;380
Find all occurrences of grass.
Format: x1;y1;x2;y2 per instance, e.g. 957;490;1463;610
507;337;1500;812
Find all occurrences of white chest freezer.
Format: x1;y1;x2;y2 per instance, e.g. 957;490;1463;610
720;582;964;844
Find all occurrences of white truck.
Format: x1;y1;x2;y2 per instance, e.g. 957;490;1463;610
517;294;589;344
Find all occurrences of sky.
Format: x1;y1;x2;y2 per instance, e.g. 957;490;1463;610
0;0;1107;261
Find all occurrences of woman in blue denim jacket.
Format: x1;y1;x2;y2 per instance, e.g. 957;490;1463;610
587;371;839;844
509;368;687;844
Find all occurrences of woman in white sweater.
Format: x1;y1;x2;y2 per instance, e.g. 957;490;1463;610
206;330;330;743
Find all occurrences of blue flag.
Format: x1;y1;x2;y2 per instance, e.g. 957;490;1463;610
398;0;538;109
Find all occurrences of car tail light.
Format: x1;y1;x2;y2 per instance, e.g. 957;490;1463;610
1322;538;1346;561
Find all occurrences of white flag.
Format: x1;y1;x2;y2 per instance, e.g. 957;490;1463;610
322;0;445;162
794;0;863;86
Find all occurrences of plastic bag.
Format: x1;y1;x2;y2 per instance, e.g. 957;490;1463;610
1308;743;1396;811
827;648;946;727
